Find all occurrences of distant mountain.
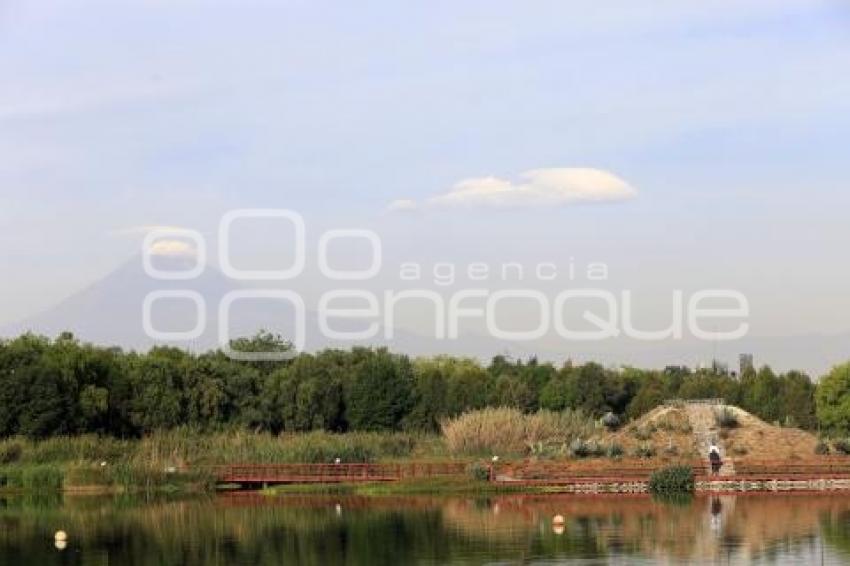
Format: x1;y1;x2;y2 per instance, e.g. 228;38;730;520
0;254;477;356
1;255;245;351
2;255;847;376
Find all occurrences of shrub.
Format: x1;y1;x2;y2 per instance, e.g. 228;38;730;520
467;462;491;482
649;465;694;495
732;446;748;456
714;407;739;429
815;441;830;455
0;441;23;464
663;445;679;456
606;442;624;458
633;444;656;459
601;412;620;430
569;439;604;459
833;439;850;455
0;467;23;489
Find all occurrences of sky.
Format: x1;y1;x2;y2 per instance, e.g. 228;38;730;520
2;0;850;366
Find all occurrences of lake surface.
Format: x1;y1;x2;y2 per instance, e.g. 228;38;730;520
3;491;850;564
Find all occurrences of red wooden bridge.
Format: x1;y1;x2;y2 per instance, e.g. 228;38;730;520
213;462;468;485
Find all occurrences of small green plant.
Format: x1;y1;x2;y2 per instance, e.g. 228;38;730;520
606;442;624;458
648;465;694;495
601;412;621;430
0;467;24;488
0;441;23;464
633;444;656;459
467;462;491;482
832;439;850;455
568;439;605;459
714;407;739;429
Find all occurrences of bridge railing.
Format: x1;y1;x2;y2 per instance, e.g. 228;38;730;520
212;462;468;483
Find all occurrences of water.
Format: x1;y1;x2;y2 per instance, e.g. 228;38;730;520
2;491;850;565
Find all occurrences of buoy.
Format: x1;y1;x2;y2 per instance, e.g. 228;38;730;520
54;540;67;550
54;531;68;542
552;514;565;525
552;524;565;535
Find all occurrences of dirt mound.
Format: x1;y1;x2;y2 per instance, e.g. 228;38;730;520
607;405;699;460
718;406;818;460
605;403;819;462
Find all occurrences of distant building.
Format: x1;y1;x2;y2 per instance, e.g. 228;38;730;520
739;353;754;376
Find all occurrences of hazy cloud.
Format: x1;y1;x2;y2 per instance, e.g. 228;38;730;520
147;239;198;257
390;167;637;211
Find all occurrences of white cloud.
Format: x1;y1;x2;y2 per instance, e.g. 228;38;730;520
392;167;637;211
147;239;198;257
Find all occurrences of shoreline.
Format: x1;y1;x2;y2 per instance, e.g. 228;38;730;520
6;475;850;497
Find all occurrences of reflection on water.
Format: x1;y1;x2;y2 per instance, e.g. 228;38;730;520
2;491;850;565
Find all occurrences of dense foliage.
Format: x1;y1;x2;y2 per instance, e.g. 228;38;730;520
816;363;850;433
0;331;831;439
648;465;695;494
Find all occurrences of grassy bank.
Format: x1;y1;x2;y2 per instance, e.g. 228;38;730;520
0;430;452;493
0;408;603;493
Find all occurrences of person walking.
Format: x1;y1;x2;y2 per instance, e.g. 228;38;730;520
708;442;722;475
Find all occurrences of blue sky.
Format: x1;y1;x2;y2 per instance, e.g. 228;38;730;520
2;0;850;350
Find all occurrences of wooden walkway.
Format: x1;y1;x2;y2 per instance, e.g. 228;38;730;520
213;462;467;485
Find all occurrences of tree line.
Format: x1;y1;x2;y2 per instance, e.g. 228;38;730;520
1;330;848;439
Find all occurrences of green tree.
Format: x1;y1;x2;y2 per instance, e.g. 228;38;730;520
627;373;667;419
405;359;449;431
741;366;781;423
816;363;850;432
127;351;186;433
17;363;70;438
779;370;816;429
346;350;414;431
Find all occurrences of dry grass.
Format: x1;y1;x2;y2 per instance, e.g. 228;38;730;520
609;404;820;461
718;407;818;459
608;406;700;460
440;407;595;457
